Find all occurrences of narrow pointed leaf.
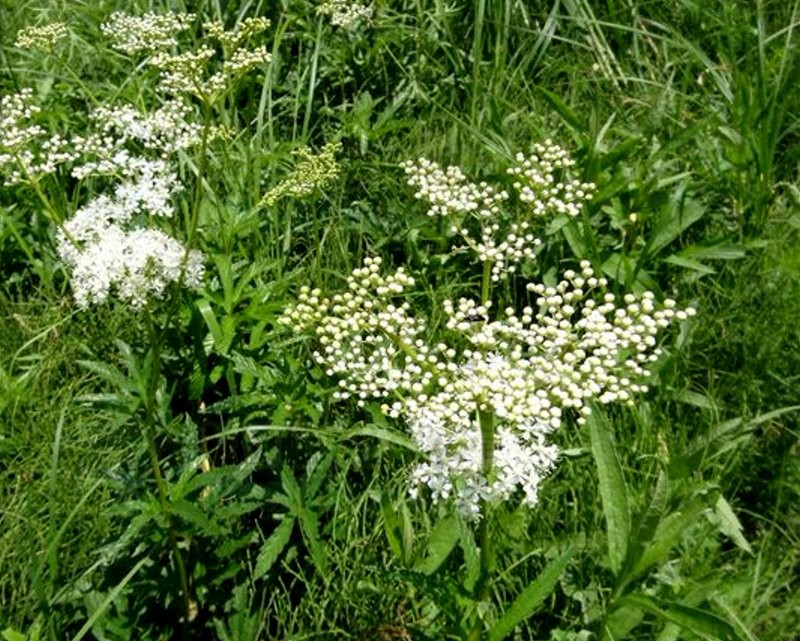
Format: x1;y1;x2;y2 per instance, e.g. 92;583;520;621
621;595;744;641
253;517;294;580
587;408;630;574
488;546;574;641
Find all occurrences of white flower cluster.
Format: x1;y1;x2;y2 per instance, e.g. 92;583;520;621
280;257;441;401
1;88;206;184
282;258;694;517
0;89;79;185
89;101;203;154
101;11;195;55
56;158;203;308
403;144;595;282
508;141;595;217
204;17;271;51
15;22;69;50
317;1;373;29
100;12;271;98
402;158;509;219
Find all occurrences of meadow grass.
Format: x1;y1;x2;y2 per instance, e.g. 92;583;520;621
1;1;799;639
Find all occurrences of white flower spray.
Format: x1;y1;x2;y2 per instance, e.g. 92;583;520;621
282;256;693;518
283;144;695;521
5;12;276;309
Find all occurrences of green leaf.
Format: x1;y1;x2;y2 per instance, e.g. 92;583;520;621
280;466;304;511
413;515;461;575
710;495;752;554
587;408;630;574
621;595;744;641
459;518;481;592
488;547;574;641
630;496;706;580
298;506;329;578
253;517;294;580
663;254;716;275
197;299;233;355
70;557;150;641
602;604;644;641
379;494;414;567
341;424;417;451
649;197;706;256
171;499;222;536
538;87;582;130
670;405;800;479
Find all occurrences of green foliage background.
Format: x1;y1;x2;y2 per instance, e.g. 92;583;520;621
1;1;798;640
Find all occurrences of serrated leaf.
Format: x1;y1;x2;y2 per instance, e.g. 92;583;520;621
488;547;574;641
587;408;630;575
280;466;304;510
711;496;752;554
298;507;328;577
171;499;222;536
253;517;294;580
413;515;460;575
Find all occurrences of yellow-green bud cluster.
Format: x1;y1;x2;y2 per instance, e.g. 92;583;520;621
15;22;69;50
260;142;342;207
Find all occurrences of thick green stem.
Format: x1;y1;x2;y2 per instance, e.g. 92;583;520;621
467;408;496;640
143;309;195;620
481;259;493;305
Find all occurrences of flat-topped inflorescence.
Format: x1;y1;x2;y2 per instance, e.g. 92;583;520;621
282;257;694;517
101;11;195;55
508;141;595;217
101;11;272;100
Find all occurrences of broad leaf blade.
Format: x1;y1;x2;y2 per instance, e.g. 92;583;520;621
587;408;630;574
413;514;460;575
622;595;744;641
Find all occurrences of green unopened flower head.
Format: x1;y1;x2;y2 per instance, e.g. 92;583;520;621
260;142;342;207
15;22;69;50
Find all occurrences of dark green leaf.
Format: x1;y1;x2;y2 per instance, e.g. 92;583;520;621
253;517;294;580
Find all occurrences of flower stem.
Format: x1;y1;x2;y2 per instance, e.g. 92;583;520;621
481;259;493;305
467;408;496;640
143;308;195;621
